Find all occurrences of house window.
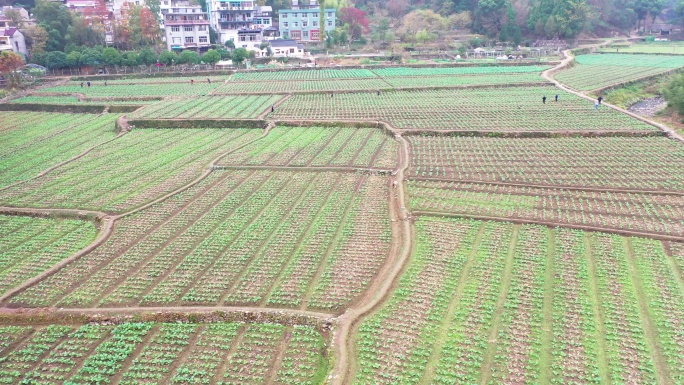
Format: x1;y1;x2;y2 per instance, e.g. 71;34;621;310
282;13;287;18
311;30;319;39
294;22;299;27
314;13;319;18
239;35;246;41
198;25;206;31
313;21;318;27
328;12;333;17
249;35;255;41
303;31;309;39
185;36;194;43
199;36;208;43
283;22;288;27
184;26;193;32
171;26;180;32
302;21;308;27
327;20;332;27
264;19;270;25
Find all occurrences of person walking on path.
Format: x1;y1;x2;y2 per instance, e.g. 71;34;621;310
555;94;559;102
598;96;603;105
594;100;599;110
271;105;275;113
207;78;211;84
542;95;547;104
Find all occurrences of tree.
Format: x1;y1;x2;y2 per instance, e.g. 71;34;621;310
634;0;662;30
23;25;49;54
340;7;370;45
0;51;23;73
203;49;221;65
139;7;161;43
158;50;177;65
33;0;74;51
179;50;200;64
474;0;507;37
387;0;409;17
231;47;249;66
121;51;139;66
500;3;522;44
138;48;158;65
66;51;82;67
398;10;447;41
101;47;122;66
3;9;26;27
225;40;236;49
663;73;684;115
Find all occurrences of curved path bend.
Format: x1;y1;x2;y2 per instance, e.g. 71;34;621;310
543;49;684;142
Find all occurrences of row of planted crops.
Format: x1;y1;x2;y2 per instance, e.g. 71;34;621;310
355;217;683;384
0;322;327;384
5;170;392;313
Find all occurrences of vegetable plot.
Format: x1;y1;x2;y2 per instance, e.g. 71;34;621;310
407;136;684;191
215;125;398;169
0;215;97;296
0;322;327;384
354;217;682;384
0;113;119;188
270;86;654;131
231;68;378;81
9;96;157;105
36;82;219;97
408;180;684;238
6;170;392;312
0;128;262;212
132;95;283;119
554;53;684;90
215;78;390;94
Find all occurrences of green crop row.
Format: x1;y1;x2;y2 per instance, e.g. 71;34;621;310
407;180;684;237
353;217;682;384
133;95;283;119
407;136;684;191
0;215;97;296
0;322;326;384
271;86;654;131
0;128;262;212
216;126;398;169
6;170;391;312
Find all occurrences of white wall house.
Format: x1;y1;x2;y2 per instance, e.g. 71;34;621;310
210;0;274;52
268;39;306;58
161;0;211;51
0;28;27;57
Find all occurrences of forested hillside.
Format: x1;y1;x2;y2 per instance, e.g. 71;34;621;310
266;0;683;43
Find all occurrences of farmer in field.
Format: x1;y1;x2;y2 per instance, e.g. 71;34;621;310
207;78;211;84
555;94;559;102
271;105;275;113
191;79;194;85
80;82;84;88
377;90;381;96
542;95;547;104
598;96;603;105
87;81;91;88
594;100;599;110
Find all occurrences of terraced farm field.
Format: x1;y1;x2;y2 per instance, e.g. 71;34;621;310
554;53;684;90
271;86;655;131
36;82;220;97
407;136;684;191
9;96;158;105
0;112;120;187
0;322;328;384
215;126;398;169
132;94;283;119
5;170;391;311
0;215;97;296
354;217;683;384
0;128;263;212
1;60;683;385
